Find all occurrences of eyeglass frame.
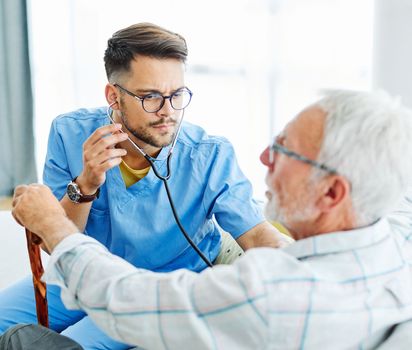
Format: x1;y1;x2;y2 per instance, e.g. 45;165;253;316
113;83;193;113
270;142;338;175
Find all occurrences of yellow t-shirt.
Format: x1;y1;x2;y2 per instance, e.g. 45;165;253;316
271;221;291;237
119;160;151;188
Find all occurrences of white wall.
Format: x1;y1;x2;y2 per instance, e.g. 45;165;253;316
28;0;373;201
0;211;30;289
0;211;50;290
373;0;412;108
7;0;410;292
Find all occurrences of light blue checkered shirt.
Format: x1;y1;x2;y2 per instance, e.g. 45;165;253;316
43;198;412;349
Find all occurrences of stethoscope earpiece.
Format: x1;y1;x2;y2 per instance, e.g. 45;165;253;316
109;101;117;107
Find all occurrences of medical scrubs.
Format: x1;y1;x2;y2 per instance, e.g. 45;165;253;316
0;107;264;349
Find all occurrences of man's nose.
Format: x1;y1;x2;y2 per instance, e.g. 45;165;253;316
260;146;272;168
156;98;174;117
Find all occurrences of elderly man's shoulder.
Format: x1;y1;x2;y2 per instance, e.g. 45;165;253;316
387;188;412;241
238;247;313;280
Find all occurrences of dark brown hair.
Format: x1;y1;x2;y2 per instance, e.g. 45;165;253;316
104;22;188;81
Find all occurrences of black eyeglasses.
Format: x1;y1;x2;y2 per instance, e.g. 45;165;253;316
114;83;192;113
270;142;338;174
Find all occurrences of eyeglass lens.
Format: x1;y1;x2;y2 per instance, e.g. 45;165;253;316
143;90;191;112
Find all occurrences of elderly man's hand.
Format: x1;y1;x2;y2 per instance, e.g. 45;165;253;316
12;184;79;252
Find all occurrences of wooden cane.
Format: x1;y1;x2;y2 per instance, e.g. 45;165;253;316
25;228;49;327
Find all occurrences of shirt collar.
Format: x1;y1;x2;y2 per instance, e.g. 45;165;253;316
283;219;391;259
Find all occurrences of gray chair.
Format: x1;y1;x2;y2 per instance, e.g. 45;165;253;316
0;324;83;349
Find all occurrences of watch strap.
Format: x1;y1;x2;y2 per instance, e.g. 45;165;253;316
70;177;100;203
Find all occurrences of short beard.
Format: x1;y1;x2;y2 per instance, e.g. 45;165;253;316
120;111;177;148
264;182;317;230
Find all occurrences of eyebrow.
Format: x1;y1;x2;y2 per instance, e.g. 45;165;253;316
134;86;186;95
275;132;286;144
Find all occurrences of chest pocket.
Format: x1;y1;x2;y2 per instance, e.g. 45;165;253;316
85;206;111;247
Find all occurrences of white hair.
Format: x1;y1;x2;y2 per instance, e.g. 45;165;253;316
314;89;412;225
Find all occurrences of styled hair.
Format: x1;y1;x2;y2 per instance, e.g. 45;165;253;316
104;22;188;82
314;89;412;225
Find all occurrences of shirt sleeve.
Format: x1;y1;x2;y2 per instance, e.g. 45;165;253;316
43;234;269;349
43;119;72;200
203;140;265;239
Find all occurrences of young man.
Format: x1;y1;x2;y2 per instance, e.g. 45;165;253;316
8;89;412;349
0;23;283;349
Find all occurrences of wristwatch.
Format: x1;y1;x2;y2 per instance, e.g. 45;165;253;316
66;177;100;203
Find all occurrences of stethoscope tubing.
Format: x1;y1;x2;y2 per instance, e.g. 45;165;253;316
106;106;213;267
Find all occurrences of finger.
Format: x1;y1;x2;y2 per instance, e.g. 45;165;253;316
13;184;28;198
30;183;53;197
11;195;20;210
83;123;123;149
11;209;23;227
30;183;46;189
87;148;127;168
97;148;127;165
12;185;27;209
84;133;128;162
96;156;124;174
12;194;20;208
31;234;43;245
81;149;126;184
91;132;128;154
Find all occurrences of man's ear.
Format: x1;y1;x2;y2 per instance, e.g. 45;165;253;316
105;84;119;109
316;176;350;213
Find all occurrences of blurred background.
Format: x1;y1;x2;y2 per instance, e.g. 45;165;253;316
2;0;412;201
1;0;412;288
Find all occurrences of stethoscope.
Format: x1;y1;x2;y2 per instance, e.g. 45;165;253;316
107;102;213;267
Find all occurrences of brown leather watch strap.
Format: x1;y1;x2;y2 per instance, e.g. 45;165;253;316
68;177;100;203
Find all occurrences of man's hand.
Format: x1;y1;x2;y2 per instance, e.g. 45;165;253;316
76;123;128;194
12;184;79;252
236;221;294;250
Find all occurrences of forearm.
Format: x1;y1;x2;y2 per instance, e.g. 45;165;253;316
44;235;267;349
38;214;78;252
60;195;92;232
45;237;212;348
236;221;294;250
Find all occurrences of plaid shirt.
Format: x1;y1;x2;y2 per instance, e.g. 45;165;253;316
44;203;412;349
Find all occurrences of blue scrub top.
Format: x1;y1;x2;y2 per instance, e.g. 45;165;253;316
43;107;264;272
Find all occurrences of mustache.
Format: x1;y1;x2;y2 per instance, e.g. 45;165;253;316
148;118;177;127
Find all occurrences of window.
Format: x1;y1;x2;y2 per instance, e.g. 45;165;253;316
29;0;373;199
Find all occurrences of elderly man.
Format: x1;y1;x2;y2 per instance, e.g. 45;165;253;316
8;90;412;349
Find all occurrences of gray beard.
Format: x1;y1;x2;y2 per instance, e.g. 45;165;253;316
264;193;286;224
264;190;316;228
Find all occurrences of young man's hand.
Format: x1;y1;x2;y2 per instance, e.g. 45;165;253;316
76;123;128;194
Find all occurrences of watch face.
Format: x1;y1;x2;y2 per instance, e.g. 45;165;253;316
67;182;81;203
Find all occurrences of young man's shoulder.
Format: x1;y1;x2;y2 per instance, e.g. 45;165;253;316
53;107;107;126
179;121;232;149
